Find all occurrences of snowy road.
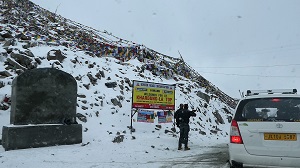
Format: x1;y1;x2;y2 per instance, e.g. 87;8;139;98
148;143;230;168
0;143;230;168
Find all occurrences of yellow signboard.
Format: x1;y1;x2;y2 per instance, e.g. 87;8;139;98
132;81;175;110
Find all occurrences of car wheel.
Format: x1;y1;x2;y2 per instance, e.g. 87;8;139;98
229;161;243;168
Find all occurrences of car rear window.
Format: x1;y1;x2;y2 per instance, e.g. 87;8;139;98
234;97;300;122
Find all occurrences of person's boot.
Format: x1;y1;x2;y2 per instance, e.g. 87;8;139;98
184;145;190;150
178;144;182;150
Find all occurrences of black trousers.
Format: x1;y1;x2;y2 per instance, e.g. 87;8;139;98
179;123;190;147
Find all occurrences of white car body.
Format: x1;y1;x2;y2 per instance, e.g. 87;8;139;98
229;89;300;168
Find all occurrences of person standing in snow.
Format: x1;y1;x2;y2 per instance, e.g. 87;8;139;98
174;103;183;127
176;104;196;150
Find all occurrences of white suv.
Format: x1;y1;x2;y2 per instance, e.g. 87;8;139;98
229;89;300;168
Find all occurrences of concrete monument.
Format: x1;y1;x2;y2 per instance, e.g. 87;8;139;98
2;68;82;151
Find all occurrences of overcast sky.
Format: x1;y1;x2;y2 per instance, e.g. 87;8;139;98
31;0;300;98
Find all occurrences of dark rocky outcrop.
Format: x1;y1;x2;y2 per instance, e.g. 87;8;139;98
105;82;117;88
47;49;67;62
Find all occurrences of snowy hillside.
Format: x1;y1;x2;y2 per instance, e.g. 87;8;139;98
0;1;234;167
0;40;234;140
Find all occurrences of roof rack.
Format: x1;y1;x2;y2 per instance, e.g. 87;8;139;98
246;89;297;96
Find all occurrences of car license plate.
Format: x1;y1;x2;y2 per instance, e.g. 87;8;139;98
264;133;297;141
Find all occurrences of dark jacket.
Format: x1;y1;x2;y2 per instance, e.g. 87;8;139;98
174;108;182;120
174;108;183;127
177;109;196;125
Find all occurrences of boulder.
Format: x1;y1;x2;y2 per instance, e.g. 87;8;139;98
1;32;13;39
124;77;132;87
95;71;102;79
22;42;31;49
87;73;97;85
6;58;27;70
0;50;8;57
76;113;87;123
10;52;37;69
112;135;124;143
20;34;31;41
105;82;117;88
83;83;90;90
196;91;210;103
35;58;42;65
99;70;105;78
111;98;122;108
0;81;4;88
77;94;86;98
47;49;67;62
3;39;14;47
0;103;9;110
19;49;35;57
212;110;225;124
119;84;124;90
0;71;12;78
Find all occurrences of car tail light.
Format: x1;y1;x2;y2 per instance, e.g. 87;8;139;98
271;98;281;102
230;119;243;144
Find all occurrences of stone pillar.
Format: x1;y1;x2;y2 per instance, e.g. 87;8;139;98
2;68;82;151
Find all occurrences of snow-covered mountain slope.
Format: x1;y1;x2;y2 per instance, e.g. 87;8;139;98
0;0;234;145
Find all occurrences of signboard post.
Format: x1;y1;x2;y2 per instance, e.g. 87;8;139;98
131;80;176;133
